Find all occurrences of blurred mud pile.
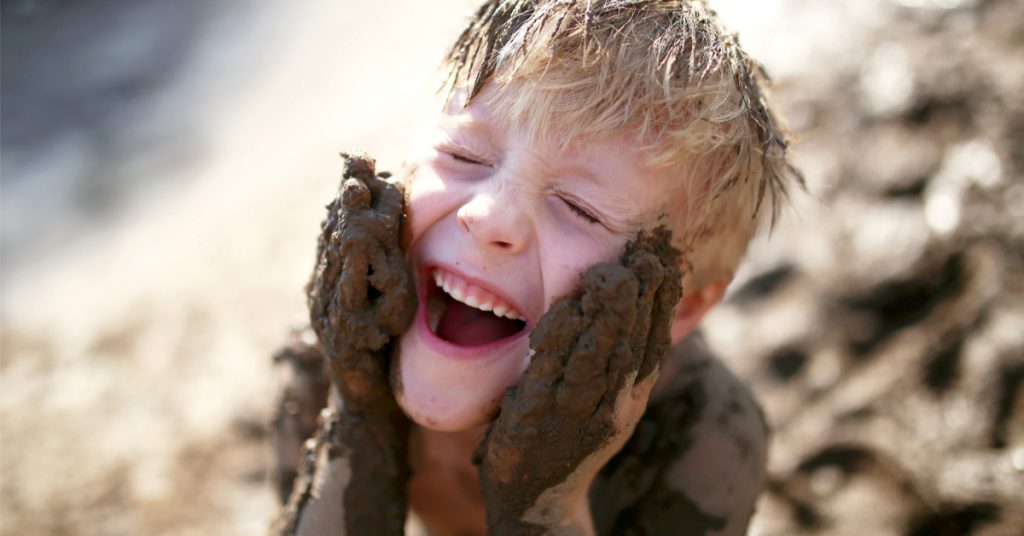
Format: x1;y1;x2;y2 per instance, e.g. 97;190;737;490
703;0;1024;534
1;0;1022;535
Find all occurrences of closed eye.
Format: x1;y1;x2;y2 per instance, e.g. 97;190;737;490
560;197;601;224
449;152;487;166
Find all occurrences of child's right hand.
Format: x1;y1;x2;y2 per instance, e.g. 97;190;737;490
306;153;416;413
275;154;415;536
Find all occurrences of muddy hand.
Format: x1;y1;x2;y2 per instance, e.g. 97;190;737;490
475;229;683;535
306;152;416;412
274;153;414;536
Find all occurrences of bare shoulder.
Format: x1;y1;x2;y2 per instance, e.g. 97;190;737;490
589;332;768;536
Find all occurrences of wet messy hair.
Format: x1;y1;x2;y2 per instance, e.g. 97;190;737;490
443;0;803;288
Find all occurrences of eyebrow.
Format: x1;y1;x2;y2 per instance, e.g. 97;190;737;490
435;116;500;160
588;172;668;231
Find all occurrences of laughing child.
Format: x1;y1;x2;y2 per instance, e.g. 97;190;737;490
271;1;801;534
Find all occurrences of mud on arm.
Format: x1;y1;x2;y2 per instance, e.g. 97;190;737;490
589;336;770;536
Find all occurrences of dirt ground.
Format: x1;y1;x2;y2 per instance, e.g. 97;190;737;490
1;0;1021;534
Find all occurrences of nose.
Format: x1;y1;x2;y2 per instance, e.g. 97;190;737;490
457;190;530;254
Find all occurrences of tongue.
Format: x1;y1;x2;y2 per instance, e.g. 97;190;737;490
436;297;523;346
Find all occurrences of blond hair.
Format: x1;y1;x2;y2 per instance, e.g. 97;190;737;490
444;0;802;288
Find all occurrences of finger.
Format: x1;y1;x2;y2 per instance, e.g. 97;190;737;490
557;327;607;413
339;242;370;310
600;339;634;414
518;298;582;422
558;264;637;415
623;249;664;381
308;256;335;322
578;263;637;361
526;298;583;386
579;263;638;326
362;173;405;235
637;266;682;382
364;242;392;304
621;228;684;383
308;245;345;353
374;246;417;335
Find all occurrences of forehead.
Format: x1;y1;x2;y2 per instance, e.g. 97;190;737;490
440;83;596;153
439;85;634;161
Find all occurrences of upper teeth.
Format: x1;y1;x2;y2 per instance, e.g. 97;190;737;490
433;270;524;321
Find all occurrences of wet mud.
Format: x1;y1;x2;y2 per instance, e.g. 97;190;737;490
275;153;417;535
473;229;683;534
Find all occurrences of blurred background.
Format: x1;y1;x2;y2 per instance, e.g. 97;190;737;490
1;0;1021;534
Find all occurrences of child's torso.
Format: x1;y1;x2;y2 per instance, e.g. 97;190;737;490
408;335;769;536
406;341;701;536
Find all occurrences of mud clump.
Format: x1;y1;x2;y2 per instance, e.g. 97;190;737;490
473;228;682;534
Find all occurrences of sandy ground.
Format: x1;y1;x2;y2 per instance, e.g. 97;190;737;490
2;0;1021;534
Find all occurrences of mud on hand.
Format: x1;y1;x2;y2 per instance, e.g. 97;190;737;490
474;229;683;533
306;153;417;412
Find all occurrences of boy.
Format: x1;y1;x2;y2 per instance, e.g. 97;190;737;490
271;1;801;534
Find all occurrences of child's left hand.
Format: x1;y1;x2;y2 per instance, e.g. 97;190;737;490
474;232;683;535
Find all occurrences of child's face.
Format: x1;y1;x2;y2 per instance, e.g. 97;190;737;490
393;87;680;431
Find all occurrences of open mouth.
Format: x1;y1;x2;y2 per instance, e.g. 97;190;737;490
424;268;527;347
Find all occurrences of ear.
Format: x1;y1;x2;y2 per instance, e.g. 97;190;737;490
669;279;730;344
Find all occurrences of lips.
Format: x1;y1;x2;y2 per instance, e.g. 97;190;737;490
420;266;528;351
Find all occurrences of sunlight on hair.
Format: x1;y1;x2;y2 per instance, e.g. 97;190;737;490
441;0;803;286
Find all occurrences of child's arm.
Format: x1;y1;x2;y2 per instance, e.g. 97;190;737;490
273;155;416;535
474;232;683;535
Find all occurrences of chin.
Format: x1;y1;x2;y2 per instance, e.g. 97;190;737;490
393;379;502;432
391;283;532;432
